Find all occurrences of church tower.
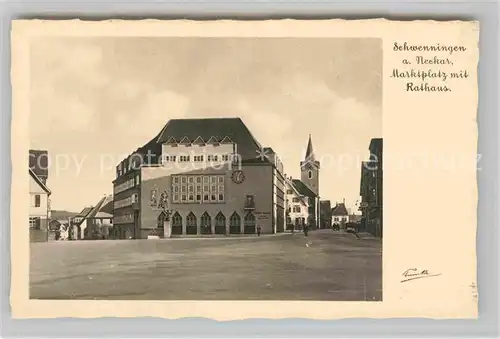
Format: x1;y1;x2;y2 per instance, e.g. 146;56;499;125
300;134;320;196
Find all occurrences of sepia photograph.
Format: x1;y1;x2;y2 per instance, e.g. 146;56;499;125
7;17;483;322
27;37;383;301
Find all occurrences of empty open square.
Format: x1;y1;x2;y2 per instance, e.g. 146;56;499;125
30;231;382;301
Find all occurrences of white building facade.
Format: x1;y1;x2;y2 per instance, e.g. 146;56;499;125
285;177;310;230
29;169;51;242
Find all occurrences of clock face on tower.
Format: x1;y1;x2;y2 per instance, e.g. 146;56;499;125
231;170;245;184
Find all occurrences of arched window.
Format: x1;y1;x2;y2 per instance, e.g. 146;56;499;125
229;212;241;234
186;212;197;235
244;212;256;234
157;212;165;229
215;212;226;235
308;170;313;179
200;212;212;235
172;212;182;235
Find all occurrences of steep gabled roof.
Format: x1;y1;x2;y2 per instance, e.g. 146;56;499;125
115;118;273;176
165;137;177;144
332;203;349;216
220;136;233;144
87;195;113;219
29;149;49;179
155;118;262;161
29;168;51;194
75;207;92;218
179;136;191;145
285;179;309;207
206;136;219;144
192;136;205;145
72;206;93;226
292;179;317;199
99;195;114;216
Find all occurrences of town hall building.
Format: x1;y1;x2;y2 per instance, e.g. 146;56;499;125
112;118;287;239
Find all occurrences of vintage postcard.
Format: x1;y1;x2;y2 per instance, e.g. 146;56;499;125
11;19;479;319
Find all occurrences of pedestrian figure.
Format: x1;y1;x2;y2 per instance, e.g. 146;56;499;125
303;224;309;237
257;225;262;236
346;228;361;239
291;224;295;235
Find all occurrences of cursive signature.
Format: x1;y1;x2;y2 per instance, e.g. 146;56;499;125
401;268;442;283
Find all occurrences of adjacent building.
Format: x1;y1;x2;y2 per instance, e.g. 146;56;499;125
29;150;51;243
359;138;383;237
285;176;310;230
319;200;332;229
29;168;52;242
85;195;114;239
291;179;320;229
73;195;114;240
349;214;363;224
283;134;321;229
112;118;286;239
70;206;93;239
331;200;349;225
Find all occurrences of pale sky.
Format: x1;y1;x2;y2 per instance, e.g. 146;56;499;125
30;37;382;213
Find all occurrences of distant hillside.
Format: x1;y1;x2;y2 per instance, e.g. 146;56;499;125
51;210;79;219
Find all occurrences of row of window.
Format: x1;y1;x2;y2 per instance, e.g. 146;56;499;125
117;156;143;177
288;205;302;213
172;175;225;203
333;217;348;222
114;213;134;224
162;154;233;163
173;184;224;194
172;175;224;185
287;217;306;225
172;193;225;203
114;174;140;194
164;136;233;145
114;193;139;209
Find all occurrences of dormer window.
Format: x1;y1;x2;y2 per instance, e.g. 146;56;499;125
308;170;313;179
179;136;191;145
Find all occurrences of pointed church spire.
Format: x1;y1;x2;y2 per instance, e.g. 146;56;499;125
305;134;315;161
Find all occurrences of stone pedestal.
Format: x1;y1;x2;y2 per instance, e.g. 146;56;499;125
164;220;172;238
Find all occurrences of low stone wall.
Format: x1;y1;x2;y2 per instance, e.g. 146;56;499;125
30;218;49;243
